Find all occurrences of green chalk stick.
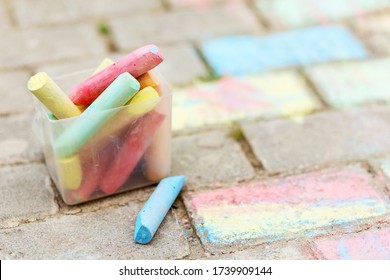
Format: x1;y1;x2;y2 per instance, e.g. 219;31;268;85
55;72;140;157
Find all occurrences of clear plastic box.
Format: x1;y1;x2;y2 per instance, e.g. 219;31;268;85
32;68;172;205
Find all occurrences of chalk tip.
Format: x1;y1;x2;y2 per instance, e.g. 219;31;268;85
134;226;152;244
147;44;164;60
134;215;152;244
27;72;49;91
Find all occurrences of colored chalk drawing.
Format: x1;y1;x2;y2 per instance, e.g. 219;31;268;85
202;26;368;76
314;227;390;259
186;166;389;245
307;58;390;108
256;0;390;28
172;71;320;130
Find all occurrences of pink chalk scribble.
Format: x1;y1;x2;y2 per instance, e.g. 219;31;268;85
190;166;381;208
186;76;273;113
314;228;390;259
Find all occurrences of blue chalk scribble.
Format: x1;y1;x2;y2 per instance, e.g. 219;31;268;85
202;26;368;76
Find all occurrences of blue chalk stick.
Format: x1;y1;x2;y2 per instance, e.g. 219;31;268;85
134;175;186;244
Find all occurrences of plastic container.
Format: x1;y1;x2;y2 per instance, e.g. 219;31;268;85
32;68;172;205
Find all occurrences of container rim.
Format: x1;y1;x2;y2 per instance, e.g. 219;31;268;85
34;67;172;124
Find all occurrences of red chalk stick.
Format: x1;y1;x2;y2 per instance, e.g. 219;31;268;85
69;44;164;106
99;111;165;194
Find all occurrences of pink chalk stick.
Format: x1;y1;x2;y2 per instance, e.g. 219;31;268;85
99;111;165;194
69;44;164;105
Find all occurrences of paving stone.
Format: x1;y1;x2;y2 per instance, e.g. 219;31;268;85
39;56;111;77
169;0;245;8
0;163;58;228
0;24;106;69
207;241;314;260
306;59;390;108
0;2;10;31
201;26;368;76
111;4;262;51
0;203;190;259
312;226;390;259
38;55;112;94
172;71;321;131
0;71;34;115
255;0;390;29
172;130;255;188
352;11;390;55
137;43;206;86
39;43;206;88
0;114;43;165
369;157;390;195
242;107;390;174
184;166;390;253
373;158;390;179
158;44;208;85
11;0;162;27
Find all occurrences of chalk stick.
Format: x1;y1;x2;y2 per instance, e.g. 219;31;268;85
71;59;115;116
57;154;82;190
142;72;171;182
93;58;114;75
55;72;140;157
99;111;165;194
47;112;57;120
76;104;87;113
143;120;171;182
82;86;160;150
65;136;121;204
28;72;81;119
137;71;160;90
134;175;186;244
70;44;164;106
72;58;115;114
125;86;160;115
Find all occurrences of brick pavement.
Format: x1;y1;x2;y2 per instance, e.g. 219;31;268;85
311;224;390;259
305;58;390;108
184;166;390;253
352;10;390;55
1;0;390;260
255;0;390;29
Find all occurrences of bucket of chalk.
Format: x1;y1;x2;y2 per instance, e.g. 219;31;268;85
29;45;172;205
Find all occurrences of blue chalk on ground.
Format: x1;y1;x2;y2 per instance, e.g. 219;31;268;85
134;175;187;244
201;25;368;76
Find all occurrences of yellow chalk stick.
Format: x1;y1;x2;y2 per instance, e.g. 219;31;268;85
57;154;82;190
81;86;160;150
93;58;114;75
28;72;81;119
76;104;87;112
137;71;160;90
125;86;160;115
